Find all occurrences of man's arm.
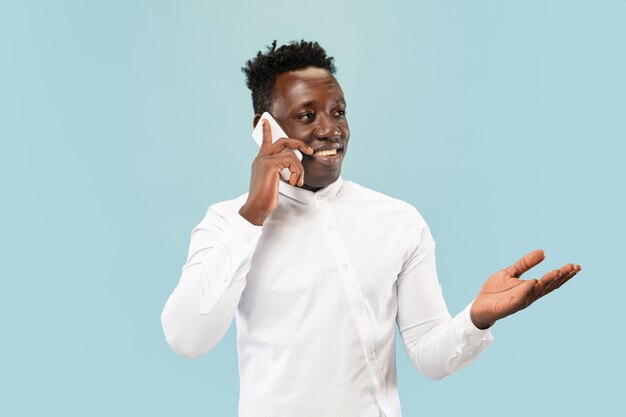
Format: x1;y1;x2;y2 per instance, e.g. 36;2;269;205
396;215;493;380
161;119;313;358
397;214;582;379
160;206;262;359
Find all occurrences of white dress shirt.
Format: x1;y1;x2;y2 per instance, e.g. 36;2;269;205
161;177;493;417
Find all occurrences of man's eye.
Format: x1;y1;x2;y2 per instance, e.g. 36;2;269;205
334;109;346;117
299;113;315;121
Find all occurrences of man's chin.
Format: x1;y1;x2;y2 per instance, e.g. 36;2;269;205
301;172;341;191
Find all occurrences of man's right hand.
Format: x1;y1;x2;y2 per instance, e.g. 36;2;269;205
238;119;313;226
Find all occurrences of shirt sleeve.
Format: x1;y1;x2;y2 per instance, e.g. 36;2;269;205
396;213;494;380
160;204;263;359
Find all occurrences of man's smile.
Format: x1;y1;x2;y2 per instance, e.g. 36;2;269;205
306;145;344;164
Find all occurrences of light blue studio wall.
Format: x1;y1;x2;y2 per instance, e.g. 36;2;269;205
1;0;624;416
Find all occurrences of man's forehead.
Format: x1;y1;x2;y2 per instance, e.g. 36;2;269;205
272;67;344;105
276;66;334;82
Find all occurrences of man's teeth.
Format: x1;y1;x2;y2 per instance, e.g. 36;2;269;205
315;149;338;157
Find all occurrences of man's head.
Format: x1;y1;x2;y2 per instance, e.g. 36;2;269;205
242;40;350;191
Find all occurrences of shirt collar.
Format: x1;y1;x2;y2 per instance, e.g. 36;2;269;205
278;176;344;204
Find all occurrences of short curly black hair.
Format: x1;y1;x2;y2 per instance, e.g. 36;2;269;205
242;40;337;114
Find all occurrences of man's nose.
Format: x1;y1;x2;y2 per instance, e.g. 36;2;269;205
314;114;341;140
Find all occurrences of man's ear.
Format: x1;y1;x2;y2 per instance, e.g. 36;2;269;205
253;114;262;128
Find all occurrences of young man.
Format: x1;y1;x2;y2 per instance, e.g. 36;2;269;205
161;40;581;417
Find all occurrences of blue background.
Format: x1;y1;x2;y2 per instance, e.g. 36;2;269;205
2;0;624;415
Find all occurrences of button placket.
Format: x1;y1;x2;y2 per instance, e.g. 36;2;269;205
315;200;389;411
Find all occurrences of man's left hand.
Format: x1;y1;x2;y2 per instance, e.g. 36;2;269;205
470;250;581;329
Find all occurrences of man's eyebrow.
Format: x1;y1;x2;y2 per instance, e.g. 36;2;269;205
297;100;315;109
296;97;346;109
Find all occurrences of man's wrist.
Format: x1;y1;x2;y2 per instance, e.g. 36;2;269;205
469;307;495;330
239;203;269;226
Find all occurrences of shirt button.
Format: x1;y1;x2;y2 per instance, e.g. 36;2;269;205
315;194;322;200
327;224;333;231
342;263;348;270
245;235;253;244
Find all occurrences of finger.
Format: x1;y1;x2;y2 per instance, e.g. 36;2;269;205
552;270;576;290
288;165;305;187
554;265;582;290
516;279;538;309
261;119;272;149
267;137;313;155
538;272;564;298
532;268;562;299
503;249;545;278
558;263;576;277
283;157;302;187
289;168;298;186
547;263;577;291
270;153;305;185
535;264;577;299
283;160;304;186
301;144;314;155
268;148;305;169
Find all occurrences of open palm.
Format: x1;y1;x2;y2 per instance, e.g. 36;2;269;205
470;250;581;329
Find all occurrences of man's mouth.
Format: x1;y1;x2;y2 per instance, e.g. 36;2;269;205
310;145;343;161
314;149;339;157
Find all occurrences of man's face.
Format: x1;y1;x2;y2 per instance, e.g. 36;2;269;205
262;66;350;191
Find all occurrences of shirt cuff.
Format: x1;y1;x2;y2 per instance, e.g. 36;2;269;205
459;301;494;342
442;301;495;375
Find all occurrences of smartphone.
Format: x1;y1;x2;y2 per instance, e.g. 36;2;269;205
252;112;302;181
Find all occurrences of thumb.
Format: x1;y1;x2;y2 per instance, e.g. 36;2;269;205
503;250;545;278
